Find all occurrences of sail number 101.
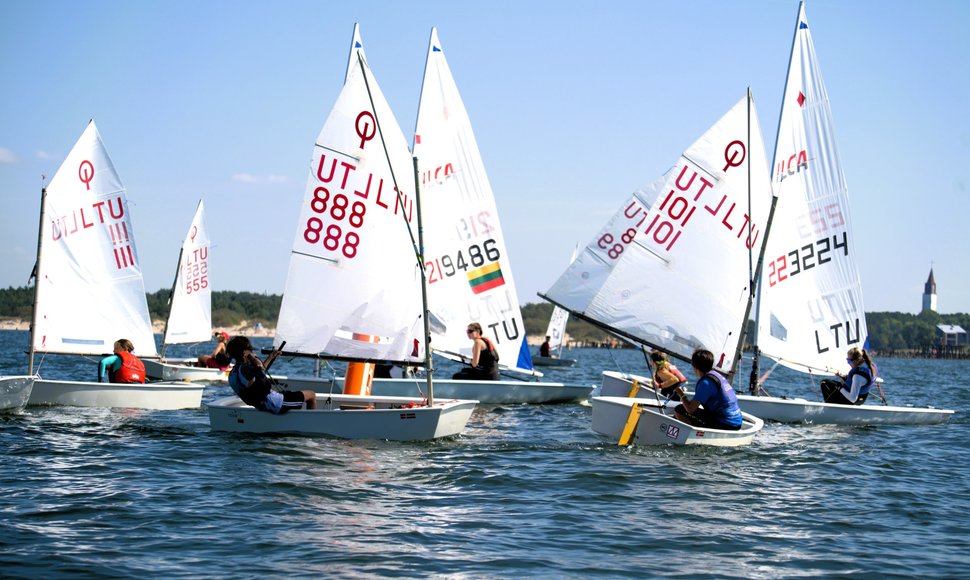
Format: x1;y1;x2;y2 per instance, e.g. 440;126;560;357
426;239;500;283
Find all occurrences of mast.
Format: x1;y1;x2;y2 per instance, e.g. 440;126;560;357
159;245;185;359
414;157;434;406
748;1;803;393
27;186;49;374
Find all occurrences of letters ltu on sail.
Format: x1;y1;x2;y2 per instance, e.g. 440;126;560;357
26;121;202;409
274;54;424;363
413;28;534;374
544;95;773;375
753;1;868;376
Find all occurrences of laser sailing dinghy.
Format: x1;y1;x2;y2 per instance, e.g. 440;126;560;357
740;2;952;425
207;41;476;440
143;200;231;382
281;27;592;404
542;92;772;446
26;121;202;410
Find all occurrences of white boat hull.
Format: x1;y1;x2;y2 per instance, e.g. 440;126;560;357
28;378;204;410
143;358;230;382
601;370;955;426
591;396;763;447
207;394;478;441
736;394;954;425
1;375;36;412
532;356;577;368
280;375;593;404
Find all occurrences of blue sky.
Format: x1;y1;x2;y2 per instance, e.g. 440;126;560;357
2;0;968;314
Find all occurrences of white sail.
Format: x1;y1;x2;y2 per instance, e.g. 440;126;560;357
543;244;579;355
31;121;157;357
413;28;534;372
344;22;366;85
755;2;868;375
544;95;773;374
274;57;423;363
163;200;212;346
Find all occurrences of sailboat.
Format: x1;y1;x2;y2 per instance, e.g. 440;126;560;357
282;27;593;404
206;41;477;440
26;121;203;409
737;2;952;425
542;93;770;446
533;244;578;368
143;200;229;382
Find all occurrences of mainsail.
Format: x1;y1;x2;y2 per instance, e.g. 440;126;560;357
274;55;423;363
30;120;157;358
162;200;212;347
413;28;534;372
543;244;579;356
754;1;868;375
543;95;773;374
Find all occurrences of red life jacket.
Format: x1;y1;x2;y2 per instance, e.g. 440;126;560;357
111;351;146;384
655;362;687;387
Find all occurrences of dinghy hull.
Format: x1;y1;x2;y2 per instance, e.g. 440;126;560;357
28;378;203;410
207;394;477;440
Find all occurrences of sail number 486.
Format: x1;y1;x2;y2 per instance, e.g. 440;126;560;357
767;231;848;287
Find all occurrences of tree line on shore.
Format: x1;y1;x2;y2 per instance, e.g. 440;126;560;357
1;286;967;352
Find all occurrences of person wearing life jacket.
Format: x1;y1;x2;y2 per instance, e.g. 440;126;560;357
197;331;231;369
452;322;500;380
821;347;876;405
98;338;147;384
649;350;688;399
225;336;316;414
673;349;744;430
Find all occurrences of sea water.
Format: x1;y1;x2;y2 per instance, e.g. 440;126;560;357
2;329;968;578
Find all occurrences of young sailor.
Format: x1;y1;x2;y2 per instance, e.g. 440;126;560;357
821;347;876;405
649;350;688;400
98;338;146;384
225;336;316;413
673;349;743;430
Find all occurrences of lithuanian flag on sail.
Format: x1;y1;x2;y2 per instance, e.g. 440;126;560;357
467;262;505;294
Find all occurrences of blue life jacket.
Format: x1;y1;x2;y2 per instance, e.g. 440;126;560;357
845;365;873;396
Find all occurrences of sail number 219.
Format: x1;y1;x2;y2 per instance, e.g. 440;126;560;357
426;239;500;283
767;231;848;287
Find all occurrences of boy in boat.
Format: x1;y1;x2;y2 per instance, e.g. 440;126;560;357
673;349;743;431
225;336;316;413
98;338;146;383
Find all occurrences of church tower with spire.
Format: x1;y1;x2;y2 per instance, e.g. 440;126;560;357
922;268;937;313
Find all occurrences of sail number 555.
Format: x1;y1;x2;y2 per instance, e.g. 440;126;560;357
303;186;367;259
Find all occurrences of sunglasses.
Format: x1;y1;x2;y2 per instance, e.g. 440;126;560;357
466;329;475;335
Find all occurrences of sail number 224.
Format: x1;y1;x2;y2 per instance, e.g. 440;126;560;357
767;231;848;287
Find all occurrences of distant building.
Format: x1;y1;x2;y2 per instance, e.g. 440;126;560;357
937;324;966;347
922;268;937;313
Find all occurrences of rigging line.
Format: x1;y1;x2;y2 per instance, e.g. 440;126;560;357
290;250;339;264
314;142;360;162
356;52;422;272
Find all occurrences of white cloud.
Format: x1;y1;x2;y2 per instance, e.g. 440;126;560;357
35;150;53;160
0;148;17;164
232;173;289;184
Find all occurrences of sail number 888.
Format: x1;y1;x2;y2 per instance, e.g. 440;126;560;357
303;186;366;259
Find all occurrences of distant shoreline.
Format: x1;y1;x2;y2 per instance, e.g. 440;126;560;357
0;318;276;338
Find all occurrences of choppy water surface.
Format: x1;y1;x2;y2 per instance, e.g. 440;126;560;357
2;330;969;578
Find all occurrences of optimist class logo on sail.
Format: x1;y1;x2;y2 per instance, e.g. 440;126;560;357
301;110;415;262
48;159;137;271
